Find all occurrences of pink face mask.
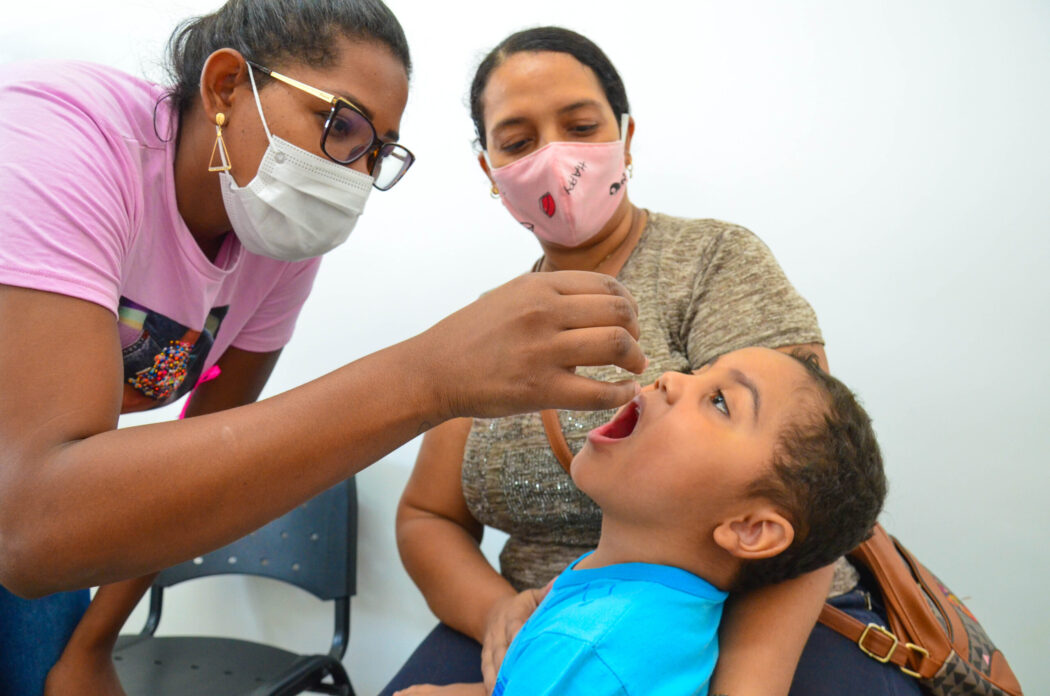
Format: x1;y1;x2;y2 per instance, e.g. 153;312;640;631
487;115;630;248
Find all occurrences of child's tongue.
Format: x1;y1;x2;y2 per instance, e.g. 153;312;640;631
595;399;640;440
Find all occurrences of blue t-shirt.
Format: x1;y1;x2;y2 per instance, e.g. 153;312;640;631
493;554;728;696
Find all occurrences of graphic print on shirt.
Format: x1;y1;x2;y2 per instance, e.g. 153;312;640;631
118;297;229;412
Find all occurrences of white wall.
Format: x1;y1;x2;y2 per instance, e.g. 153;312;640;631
3;1;1048;693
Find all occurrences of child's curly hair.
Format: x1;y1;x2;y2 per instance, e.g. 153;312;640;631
733;352;886;592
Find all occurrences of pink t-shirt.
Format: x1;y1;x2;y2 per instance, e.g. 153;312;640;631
0;60;320;412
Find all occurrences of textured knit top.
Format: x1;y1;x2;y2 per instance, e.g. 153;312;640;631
461;213;853;593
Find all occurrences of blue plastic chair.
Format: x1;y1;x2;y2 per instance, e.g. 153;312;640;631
113;479;357;695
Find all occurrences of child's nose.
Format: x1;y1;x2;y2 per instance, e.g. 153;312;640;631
654;371;684;403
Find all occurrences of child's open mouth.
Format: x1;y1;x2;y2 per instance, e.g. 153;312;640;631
588;396;641;444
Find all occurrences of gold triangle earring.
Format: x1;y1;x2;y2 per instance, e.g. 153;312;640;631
208;113;232;173
490;184;500;199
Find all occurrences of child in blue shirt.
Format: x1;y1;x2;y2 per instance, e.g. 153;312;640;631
397;347;886;696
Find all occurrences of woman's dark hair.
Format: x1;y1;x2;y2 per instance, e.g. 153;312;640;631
469;26;630;149
166;0;410;117
733;352;887;592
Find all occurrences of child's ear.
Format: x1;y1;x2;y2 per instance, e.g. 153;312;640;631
712;508;795;560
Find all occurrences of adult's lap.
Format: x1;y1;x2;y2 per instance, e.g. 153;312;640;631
378;623;482;696
382;582;922;696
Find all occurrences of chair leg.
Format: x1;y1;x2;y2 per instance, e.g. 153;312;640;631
271;660;352;696
320;661;353;696
325;660;353;696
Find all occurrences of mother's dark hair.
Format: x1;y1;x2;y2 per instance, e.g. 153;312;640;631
469;26;630;149
166;0;411;117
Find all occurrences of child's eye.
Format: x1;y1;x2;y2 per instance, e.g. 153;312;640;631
711;391;730;416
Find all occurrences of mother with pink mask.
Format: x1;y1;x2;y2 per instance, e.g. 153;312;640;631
388;26;920;696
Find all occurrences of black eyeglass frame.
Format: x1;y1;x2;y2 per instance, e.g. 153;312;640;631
245;60;414;190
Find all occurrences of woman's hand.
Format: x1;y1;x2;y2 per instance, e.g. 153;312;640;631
418;270;647;421
479;583;552;692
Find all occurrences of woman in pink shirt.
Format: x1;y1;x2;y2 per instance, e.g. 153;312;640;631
0;2;646;694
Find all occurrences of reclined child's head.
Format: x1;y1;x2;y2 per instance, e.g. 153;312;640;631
573;346;886;591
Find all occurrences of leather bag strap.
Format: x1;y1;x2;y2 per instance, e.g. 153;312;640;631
818;525;943;679
849;526;949;671
540;409;574;475
822;527;1024;694
818;603;914;671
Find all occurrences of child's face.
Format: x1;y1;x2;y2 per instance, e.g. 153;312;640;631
572;347;817;532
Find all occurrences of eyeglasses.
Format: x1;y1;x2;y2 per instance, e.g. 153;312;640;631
246;60;414;191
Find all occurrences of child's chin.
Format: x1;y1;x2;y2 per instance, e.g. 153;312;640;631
568;448;593;480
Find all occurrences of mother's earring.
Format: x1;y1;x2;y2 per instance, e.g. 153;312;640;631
490;184;500;199
208;112;232;173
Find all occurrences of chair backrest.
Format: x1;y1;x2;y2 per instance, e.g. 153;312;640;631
157;478;357;601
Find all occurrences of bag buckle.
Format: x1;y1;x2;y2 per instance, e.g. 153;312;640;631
858;623;898;663
900;643;930;678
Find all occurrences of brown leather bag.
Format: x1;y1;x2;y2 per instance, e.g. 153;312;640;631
819;524;1023;695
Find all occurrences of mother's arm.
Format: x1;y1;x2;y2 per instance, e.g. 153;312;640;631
708;342;832;696
396;418;512;642
397;419;549;690
711;564;835;696
0;270;646;597
0;286;437;596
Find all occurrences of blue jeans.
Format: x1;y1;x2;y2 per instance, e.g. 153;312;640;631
0;585;89;696
379;583;923;696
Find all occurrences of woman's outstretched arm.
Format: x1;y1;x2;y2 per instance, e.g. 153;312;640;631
0;270;646;597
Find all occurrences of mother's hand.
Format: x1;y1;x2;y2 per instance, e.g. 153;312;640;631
480;583;552;692
419;271;647;421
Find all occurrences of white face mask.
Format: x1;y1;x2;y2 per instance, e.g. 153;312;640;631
217;65;373;262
